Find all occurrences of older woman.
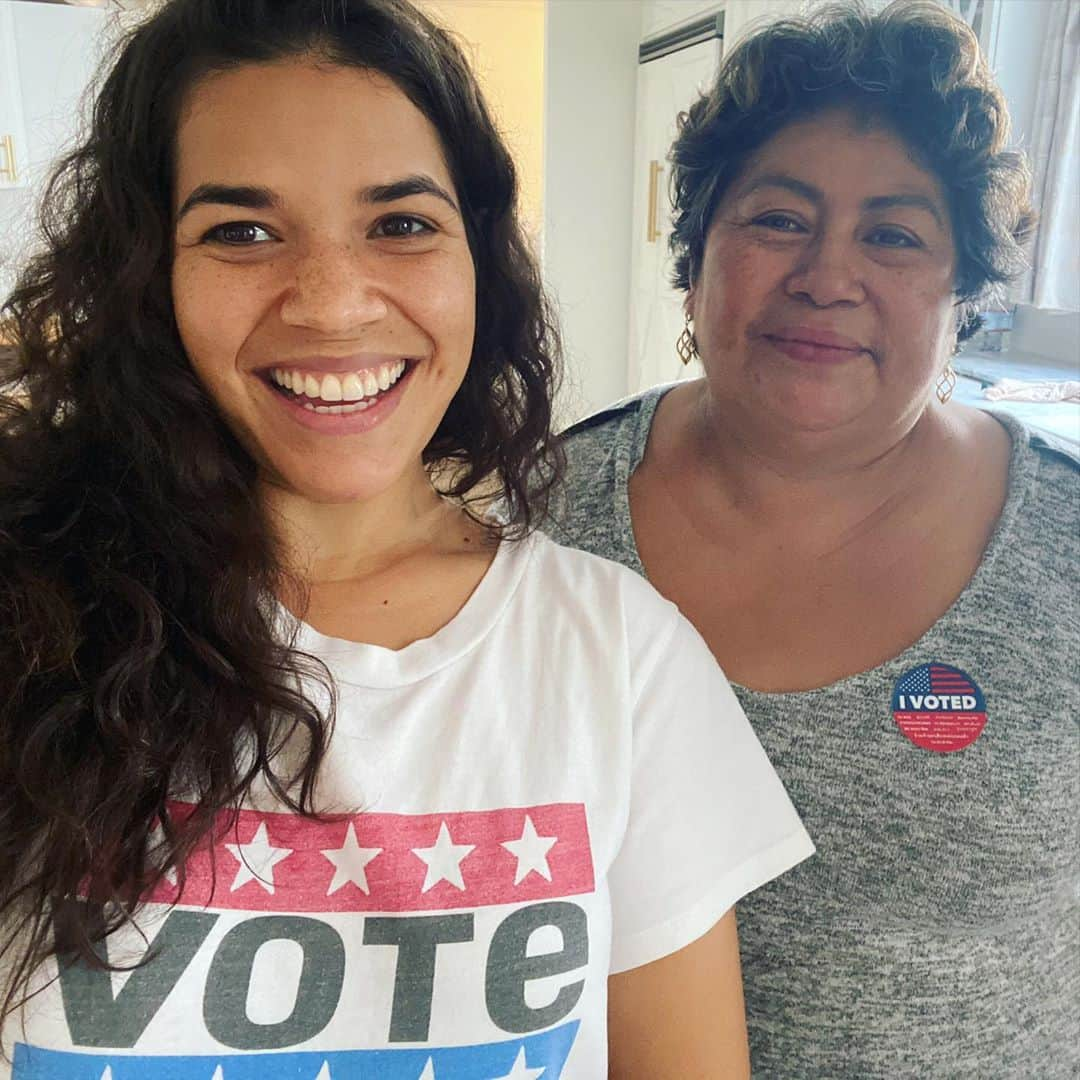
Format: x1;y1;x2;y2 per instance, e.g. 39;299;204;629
0;1;816;1075
554;2;1078;1076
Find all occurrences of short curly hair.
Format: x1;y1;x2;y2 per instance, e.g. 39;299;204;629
669;0;1035;338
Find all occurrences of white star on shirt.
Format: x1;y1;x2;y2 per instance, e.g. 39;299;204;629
98;1068;113;1080
148;822;178;886
224;822;292;894
502;816;558;885
489;1047;545;1080
412;821;475;893
210;1067;224;1080
314;1062;332;1080
321;824;382;895
417;1059;437;1080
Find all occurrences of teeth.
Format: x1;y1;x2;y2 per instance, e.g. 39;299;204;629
303;400;372;414
270;360;409;402
342;373;365;401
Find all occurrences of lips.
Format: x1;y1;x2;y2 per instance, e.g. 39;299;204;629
763;326;868;364
259;357;412;434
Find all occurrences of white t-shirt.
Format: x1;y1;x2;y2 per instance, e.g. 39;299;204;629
5;532;813;1080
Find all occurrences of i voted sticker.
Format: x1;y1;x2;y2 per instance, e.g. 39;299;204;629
891;663;987;753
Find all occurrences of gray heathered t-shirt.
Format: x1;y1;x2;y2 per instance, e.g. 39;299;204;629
548;384;1079;1078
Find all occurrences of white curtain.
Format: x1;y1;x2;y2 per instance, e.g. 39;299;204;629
1020;0;1080;312
940;0;983;25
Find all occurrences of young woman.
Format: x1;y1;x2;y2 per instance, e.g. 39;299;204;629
0;2;812;1077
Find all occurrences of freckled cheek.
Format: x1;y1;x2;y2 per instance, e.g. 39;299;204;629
412;268;476;374
171;263;255;395
173;262;266;366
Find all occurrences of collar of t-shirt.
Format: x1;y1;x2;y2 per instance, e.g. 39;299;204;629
286;532;535;690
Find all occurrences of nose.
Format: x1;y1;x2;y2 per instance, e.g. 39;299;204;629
784;232;866;308
278;240;389;334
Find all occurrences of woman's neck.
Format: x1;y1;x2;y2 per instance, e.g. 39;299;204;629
262;464;468;587
262;464;496;648
679;381;959;531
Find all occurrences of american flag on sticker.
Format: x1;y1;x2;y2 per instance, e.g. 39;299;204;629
891;662;988;754
13;803;595;1079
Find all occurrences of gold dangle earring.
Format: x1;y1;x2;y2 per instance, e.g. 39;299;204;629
676;312;698;365
937;331;962;404
936;363;956;404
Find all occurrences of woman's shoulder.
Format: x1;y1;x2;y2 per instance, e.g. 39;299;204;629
964;413;1080;623
527;528;675;620
547;386;670;567
559;386;668;466
1000;414;1079;527
517;532;726;725
1025;428;1080;480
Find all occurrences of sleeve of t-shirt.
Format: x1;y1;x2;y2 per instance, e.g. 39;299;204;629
607;604;815;974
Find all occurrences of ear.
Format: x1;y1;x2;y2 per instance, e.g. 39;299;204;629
955;303;982;345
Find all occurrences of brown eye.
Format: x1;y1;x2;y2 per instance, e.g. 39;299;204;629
372;215;434;239
203;222;274;245
867;226;920;248
753;213;806;233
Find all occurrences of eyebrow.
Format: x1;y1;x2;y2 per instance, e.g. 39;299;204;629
735;174;945;227
176;172;459;221
863;193;945;227
177;183;277;221
360;175;459;213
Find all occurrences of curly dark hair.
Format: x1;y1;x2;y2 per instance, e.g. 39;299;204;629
0;0;561;1031
669;0;1035;339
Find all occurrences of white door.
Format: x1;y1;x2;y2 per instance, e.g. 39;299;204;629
627;37;720;396
0;3;28;191
0;2;112;297
9;0;112;187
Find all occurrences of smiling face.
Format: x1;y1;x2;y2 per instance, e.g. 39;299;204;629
171;58;476;504
689;108;957;440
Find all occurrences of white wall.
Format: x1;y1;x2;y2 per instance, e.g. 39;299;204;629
542;0;641;423
0;1;113;300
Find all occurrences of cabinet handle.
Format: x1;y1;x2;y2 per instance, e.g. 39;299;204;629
0;135;16;183
646;160;663;243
